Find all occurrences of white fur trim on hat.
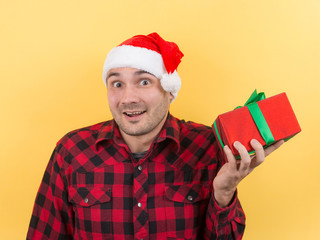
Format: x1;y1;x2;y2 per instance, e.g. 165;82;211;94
102;45;166;83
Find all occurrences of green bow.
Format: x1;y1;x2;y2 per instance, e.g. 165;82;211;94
236;89;266;109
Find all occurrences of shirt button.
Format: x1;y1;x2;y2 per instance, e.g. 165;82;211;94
84;198;89;203
137;202;142;208
187;195;193;201
137;165;142;171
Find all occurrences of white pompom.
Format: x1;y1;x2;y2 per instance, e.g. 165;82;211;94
160;70;181;102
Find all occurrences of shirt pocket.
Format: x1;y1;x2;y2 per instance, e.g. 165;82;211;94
164;183;211;240
69;186;113;239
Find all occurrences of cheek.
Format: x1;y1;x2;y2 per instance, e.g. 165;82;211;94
107;91;119;109
148;91;170;107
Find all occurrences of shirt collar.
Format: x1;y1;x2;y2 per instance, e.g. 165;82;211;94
95;113;181;152
155;113;180;151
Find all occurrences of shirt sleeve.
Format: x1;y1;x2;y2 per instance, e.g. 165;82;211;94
204;189;246;239
26;146;74;240
203;139;246;240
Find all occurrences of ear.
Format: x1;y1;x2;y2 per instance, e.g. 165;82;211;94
169;92;174;102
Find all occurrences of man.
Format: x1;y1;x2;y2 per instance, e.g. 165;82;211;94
27;33;283;239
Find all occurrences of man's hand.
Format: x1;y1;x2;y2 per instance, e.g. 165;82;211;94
213;139;284;208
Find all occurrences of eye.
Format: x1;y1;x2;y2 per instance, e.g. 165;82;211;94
140;79;151;86
112;81;122;88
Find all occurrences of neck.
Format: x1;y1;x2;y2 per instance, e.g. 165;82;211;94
120;113;168;153
121;133;156;153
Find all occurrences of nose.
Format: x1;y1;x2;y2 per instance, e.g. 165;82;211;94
121;85;139;104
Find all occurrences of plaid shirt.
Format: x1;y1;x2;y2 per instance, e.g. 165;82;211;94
27;114;245;240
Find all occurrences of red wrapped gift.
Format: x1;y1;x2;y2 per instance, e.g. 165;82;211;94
213;90;301;159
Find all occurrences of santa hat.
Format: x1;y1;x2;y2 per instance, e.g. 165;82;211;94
102;32;184;101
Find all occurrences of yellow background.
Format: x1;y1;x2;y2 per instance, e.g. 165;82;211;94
1;0;319;239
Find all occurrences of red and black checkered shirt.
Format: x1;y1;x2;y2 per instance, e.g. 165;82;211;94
27;114;245;240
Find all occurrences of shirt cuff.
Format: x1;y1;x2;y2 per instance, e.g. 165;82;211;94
209;189;239;227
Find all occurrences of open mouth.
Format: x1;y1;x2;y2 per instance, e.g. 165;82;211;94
123;111;146;117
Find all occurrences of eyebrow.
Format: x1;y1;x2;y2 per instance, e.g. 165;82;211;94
106;72;120;80
134;70;154;76
107;70;155;80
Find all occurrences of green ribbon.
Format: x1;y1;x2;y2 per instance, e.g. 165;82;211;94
247;102;275;145
214;90;275;150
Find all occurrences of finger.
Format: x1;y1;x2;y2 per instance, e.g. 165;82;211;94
233;141;251;173
223;145;237;171
264;140;285;157
250;139;265;166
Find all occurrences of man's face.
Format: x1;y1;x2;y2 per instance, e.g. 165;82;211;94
106;67;173;138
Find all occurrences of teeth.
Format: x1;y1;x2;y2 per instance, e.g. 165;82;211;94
125;111;144;116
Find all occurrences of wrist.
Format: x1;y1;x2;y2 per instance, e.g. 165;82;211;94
214;188;236;208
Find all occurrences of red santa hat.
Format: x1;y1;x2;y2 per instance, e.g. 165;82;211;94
102;32;184;101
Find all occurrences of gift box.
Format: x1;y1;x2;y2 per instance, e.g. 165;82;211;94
212;90;301;159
